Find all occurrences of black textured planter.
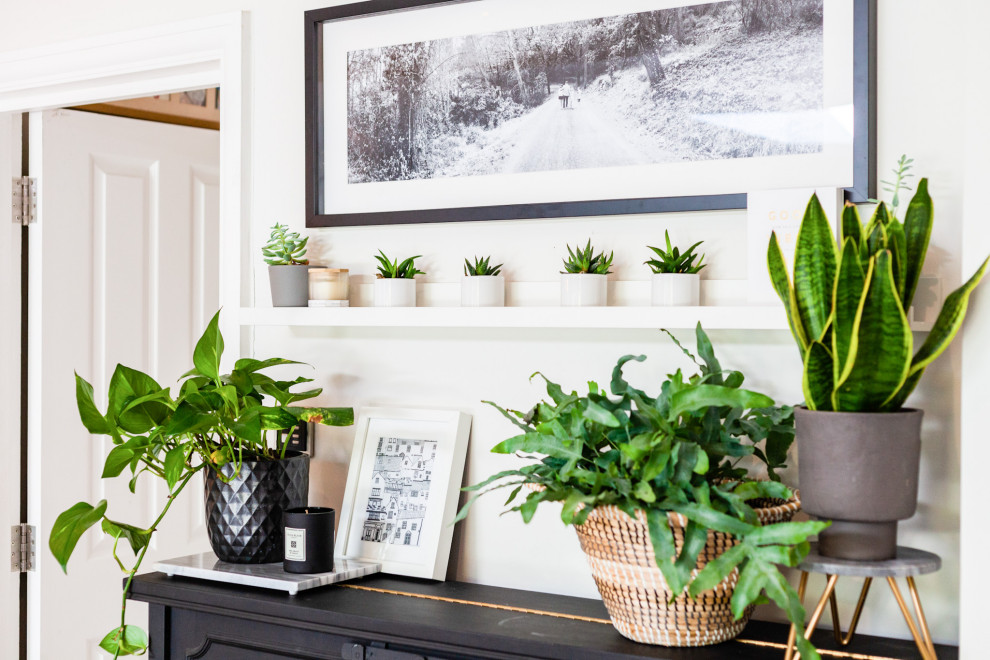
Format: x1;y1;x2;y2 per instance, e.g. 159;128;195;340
204;452;310;564
795;407;923;561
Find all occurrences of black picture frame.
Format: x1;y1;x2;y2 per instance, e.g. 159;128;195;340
305;0;875;228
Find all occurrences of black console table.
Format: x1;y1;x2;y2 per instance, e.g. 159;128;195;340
129;572;958;659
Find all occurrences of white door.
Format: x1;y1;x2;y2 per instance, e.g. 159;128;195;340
28;109;220;659
0;113;23;660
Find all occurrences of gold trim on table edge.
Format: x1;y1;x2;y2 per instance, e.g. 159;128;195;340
339;584;905;660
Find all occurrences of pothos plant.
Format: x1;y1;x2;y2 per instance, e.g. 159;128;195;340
455;324;828;659
768;178;988;411
375;250;425;278
49;311;353;658
561;239;614;274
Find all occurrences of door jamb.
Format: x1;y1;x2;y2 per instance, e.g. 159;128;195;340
0;13;249;659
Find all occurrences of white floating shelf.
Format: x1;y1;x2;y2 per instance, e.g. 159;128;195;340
239;306;787;330
238;306;935;332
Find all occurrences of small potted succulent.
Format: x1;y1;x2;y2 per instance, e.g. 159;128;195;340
456;324;826;659
462;255;505;307
645;231;706;306
560;240;613;306
374;250;425;307
263;223;311;307
49;311;353;658
768;174;988;559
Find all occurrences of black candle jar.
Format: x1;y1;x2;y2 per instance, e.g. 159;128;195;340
283;507;335;574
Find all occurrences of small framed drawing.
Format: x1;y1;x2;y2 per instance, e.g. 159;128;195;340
338;407;472;580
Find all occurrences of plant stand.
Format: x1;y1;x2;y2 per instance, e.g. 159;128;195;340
783;543;941;660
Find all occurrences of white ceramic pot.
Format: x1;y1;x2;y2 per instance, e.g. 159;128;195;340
560;273;607;306
461;275;505;307
374;278;417;307
651;273;700;306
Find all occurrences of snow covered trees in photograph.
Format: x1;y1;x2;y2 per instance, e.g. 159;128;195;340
346;0;824;184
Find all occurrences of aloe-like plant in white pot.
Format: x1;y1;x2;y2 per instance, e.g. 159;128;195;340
462;255;504;307
373;250;424;307
263;223;311;307
645;231;706;306
560;240;613;306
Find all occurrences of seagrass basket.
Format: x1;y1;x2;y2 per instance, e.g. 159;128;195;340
573;495;801;646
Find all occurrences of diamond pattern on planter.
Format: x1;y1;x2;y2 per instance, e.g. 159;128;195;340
204;452;309;564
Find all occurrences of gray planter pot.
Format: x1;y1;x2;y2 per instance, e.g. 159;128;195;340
204;452;310;563
268;265;310;307
795;407;923;561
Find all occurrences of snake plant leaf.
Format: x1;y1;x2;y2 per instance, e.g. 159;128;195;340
768;233;809;353
834;252;912;411
802;341;834;411
840;202;863;247
793;194;837;343
887;219;907;299
902;178;934;310
866;217;888;259
883;256;990;410
832;238;866;377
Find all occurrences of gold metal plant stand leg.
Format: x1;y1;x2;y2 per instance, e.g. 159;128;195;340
784;573;839;660
887;576;938;660
784;573;939;660
827;577;872;646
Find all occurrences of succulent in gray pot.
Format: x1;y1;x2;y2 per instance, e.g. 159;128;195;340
49;310;353;658
264;223;311;307
768;169;988;560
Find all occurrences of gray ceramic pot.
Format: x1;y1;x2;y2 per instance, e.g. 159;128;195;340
268;265;310;307
204;452;310;564
795;407;923;561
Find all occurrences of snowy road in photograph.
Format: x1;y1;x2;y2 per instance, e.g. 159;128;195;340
501;95;663;174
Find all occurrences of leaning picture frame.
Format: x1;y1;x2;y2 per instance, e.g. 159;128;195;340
337;407;472;580
305;0;875;228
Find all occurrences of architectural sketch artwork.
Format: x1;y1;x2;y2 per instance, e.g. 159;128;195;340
361;436;437;547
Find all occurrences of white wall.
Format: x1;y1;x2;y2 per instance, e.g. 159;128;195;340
1;0;982;647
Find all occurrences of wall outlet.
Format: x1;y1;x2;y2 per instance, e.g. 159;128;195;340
286;423;310;454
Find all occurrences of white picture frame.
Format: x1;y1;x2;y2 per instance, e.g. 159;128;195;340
337;407;472;580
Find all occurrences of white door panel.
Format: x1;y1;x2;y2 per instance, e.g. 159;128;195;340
0;113;23;660
29;109;219;659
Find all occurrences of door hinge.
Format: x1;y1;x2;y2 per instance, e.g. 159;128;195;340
12;176;37;226
11;524;36;572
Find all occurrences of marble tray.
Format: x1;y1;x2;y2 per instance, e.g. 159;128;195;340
155;552;381;595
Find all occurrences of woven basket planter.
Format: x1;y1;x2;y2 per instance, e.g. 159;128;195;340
573;495;800;646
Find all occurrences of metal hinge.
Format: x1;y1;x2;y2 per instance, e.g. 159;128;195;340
11;524;35;572
12;176;37;225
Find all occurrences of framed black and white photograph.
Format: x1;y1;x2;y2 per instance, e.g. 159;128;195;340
305;0;874;227
337;407;472;580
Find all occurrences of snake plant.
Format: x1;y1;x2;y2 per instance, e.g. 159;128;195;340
768;179;988;412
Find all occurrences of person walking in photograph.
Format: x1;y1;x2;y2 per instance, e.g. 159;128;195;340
558;82;572;109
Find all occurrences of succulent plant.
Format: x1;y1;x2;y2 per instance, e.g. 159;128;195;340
375;250;425;279
464;255;503;277
561;240;613;275
262;223;309;266
645;231;706;274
